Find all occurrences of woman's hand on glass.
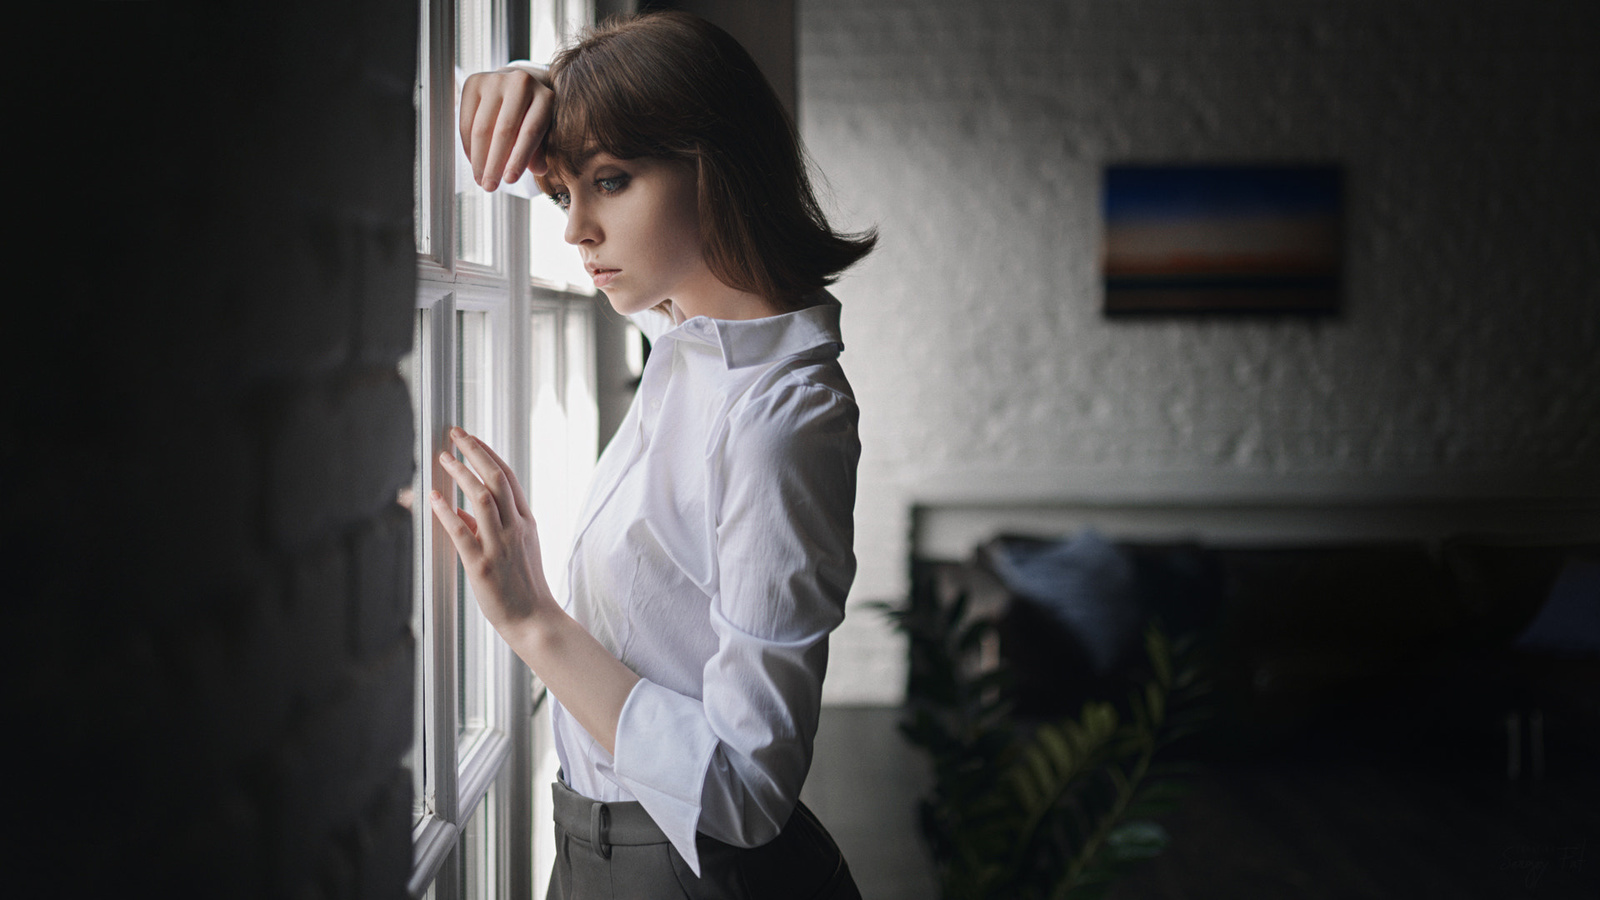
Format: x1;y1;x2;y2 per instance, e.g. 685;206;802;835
429;426;554;635
459;66;554;192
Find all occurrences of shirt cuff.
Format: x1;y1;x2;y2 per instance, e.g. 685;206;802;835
612;679;719;876
502;60;547;79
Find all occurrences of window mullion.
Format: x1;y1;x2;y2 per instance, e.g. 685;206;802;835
505;191;535;900
430;291;462;830
457;728;513;824
408;287;464;900
409;817;462;898
429;0;458;275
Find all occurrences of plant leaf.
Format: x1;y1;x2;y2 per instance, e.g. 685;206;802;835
1146;627;1172;687
1037;723;1074;771
1106;820;1170;862
1145;681;1165;726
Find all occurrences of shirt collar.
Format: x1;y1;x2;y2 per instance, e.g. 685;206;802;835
663;291;844;369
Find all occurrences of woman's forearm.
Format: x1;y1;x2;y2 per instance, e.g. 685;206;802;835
501;598;640;756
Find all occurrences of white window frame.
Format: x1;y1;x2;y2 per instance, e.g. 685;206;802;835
409;0;597;897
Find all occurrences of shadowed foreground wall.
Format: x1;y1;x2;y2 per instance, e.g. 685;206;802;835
799;0;1600;703
10;5;418;896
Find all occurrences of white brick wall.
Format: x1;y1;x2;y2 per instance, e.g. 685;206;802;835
799;0;1600;703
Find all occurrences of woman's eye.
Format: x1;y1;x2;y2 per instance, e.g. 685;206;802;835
548;191;571;211
596;175;629;194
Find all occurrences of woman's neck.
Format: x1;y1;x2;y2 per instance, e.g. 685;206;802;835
668;271;784;322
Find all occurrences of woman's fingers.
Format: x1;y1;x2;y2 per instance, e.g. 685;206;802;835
459;74;483;182
466;90;509;190
448;429;521;526
428;489;479;553
460;75;499;187
483;70;542;192
470;433;532;519
438;444;506;529
426;428;554;636
459;68;554;192
505;83;553;181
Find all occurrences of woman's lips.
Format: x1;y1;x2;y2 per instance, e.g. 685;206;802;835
591;268;619;288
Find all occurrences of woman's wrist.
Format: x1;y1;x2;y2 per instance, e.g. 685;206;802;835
497;585;564;649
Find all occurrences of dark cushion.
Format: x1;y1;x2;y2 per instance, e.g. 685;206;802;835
980;530;1142;677
1442;537;1598;652
1513;555;1600;658
1123;540;1227;637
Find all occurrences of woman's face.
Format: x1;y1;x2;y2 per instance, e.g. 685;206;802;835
548;152;713;317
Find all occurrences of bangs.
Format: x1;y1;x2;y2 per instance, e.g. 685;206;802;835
537;30;695;190
540;84;612;181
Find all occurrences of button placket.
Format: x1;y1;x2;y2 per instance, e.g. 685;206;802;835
639;342;677;437
566;337;664;568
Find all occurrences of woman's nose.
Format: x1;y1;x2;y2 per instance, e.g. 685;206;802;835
563;199;599;246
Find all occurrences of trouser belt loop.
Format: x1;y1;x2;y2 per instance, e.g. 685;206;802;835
589;801;611;859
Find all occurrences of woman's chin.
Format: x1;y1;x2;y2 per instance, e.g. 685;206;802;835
604;291;667;319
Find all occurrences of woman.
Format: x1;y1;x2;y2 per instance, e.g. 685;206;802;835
433;12;874;899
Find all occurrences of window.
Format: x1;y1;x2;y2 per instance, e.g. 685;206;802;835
408;0;596;897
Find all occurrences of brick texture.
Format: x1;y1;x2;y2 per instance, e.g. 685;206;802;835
14;2;420;897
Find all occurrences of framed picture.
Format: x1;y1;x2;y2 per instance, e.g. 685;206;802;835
1101;165;1343;315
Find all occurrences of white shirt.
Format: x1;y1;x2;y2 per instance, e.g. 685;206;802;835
551;293;859;875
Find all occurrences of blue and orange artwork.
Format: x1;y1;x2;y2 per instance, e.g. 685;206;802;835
1102;165;1342;314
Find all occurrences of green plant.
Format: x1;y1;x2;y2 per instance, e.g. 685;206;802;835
874;588;1209;900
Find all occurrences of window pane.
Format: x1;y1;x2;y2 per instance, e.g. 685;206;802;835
530;0;594;66
528;309;568;597
456;309;495;743
529;0;560;65
456;0;497;266
460;780;499;900
529;200;591;290
536;0;593;62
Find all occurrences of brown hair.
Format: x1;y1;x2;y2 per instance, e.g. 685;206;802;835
538;11;875;308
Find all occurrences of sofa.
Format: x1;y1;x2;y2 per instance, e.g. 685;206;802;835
910;529;1600;772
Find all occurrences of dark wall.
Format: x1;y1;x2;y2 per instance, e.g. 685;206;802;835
11;4;418;896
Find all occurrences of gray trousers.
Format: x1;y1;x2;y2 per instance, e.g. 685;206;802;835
548;779;863;900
